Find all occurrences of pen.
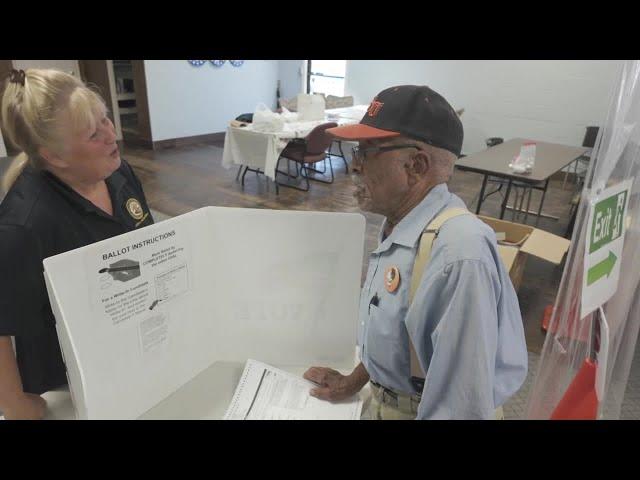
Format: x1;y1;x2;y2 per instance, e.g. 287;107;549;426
368;293;379;314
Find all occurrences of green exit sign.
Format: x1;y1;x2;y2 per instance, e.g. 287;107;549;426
582;178;633;319
589;190;627;254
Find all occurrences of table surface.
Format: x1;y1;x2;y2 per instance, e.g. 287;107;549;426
455;138;589;184
1;360;360;420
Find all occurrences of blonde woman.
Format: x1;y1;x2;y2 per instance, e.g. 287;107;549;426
0;69;154;419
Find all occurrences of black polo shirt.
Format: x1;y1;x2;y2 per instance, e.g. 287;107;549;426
0;159;154;394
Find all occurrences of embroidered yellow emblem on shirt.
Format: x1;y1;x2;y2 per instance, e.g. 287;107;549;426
126;198;144;220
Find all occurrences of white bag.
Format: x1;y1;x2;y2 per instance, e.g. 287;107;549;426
252;103;284;132
280;106;299;123
297;94;325;121
509;142;536;173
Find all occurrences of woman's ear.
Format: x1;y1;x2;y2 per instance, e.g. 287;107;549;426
38;147;67;170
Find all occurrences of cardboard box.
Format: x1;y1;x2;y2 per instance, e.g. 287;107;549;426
478;216;571;291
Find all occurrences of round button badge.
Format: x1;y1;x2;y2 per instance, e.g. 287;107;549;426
384;266;400;293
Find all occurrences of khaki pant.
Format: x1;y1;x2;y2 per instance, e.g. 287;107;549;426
361;383;418;420
361;382;505;420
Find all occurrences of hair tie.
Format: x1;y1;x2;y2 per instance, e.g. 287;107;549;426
9;69;26;86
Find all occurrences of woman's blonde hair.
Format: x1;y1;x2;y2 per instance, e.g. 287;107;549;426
1;68;107;193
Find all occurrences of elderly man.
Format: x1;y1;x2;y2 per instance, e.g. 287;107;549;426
303;85;528;419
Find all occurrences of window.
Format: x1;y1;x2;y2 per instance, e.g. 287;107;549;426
307;60;346;97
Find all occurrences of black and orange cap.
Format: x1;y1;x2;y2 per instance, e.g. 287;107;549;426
326;85;463;157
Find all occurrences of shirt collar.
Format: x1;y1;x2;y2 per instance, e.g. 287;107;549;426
107;168;127;196
374;183;452;253
43;167;127;215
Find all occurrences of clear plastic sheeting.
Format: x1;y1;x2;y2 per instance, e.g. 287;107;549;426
526;60;639;419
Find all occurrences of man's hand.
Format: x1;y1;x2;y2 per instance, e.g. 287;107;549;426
3;393;47;420
303;363;369;402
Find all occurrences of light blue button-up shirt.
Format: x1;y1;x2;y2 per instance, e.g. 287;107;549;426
359;183;528;419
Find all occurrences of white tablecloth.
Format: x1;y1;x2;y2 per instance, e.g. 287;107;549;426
325;104;368;121
222;106;367;181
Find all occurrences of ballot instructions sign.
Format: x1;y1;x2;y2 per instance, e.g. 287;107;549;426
43;207;365;419
581;178;633;318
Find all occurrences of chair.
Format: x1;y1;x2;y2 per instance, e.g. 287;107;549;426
562;127;599;237
279;93;326;112
562;126;599;189
325;95;354;109
235;113;253;123
275;122;337;193
279;96;298;112
325;95;355;174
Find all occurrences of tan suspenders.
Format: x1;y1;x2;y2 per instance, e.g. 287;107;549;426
407;207;474;379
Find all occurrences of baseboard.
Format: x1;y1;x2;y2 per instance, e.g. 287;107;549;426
122;137;154;150
152;132;226;150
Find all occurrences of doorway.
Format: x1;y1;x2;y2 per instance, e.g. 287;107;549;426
78;60;122;142
80;60;152;148
112;60;139;142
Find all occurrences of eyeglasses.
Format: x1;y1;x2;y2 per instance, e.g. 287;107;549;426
351;144;421;163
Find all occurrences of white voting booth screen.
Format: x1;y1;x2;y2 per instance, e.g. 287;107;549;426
43;207;365;419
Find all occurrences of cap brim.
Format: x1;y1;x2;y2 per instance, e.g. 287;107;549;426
326;124;401;141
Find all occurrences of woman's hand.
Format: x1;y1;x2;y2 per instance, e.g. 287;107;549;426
3;393;47;420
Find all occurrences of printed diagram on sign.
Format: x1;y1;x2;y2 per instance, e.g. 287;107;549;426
99;259;141;282
90;230;192;326
151;263;190;311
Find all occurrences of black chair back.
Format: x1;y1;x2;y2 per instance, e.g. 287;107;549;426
583;126;599;148
486;137;504;148
235;113;253;123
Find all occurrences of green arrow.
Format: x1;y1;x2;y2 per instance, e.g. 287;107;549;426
587;251;617;286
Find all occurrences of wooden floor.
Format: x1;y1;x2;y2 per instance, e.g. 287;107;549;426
125;141;579;353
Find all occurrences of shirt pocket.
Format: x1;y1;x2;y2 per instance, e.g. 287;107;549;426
365;303;405;365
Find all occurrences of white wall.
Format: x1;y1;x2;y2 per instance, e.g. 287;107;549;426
144;60;279;141
344;60;622;154
12;60;80;77
278;60;305;102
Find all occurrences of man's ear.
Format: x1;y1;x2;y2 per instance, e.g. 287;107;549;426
38;147;67;170
406;150;430;184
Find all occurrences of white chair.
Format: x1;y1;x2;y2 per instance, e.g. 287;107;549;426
326;95;354;109
280;93;326;113
279;96;298;112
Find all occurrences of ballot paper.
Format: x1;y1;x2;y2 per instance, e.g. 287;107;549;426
224;359;362;420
